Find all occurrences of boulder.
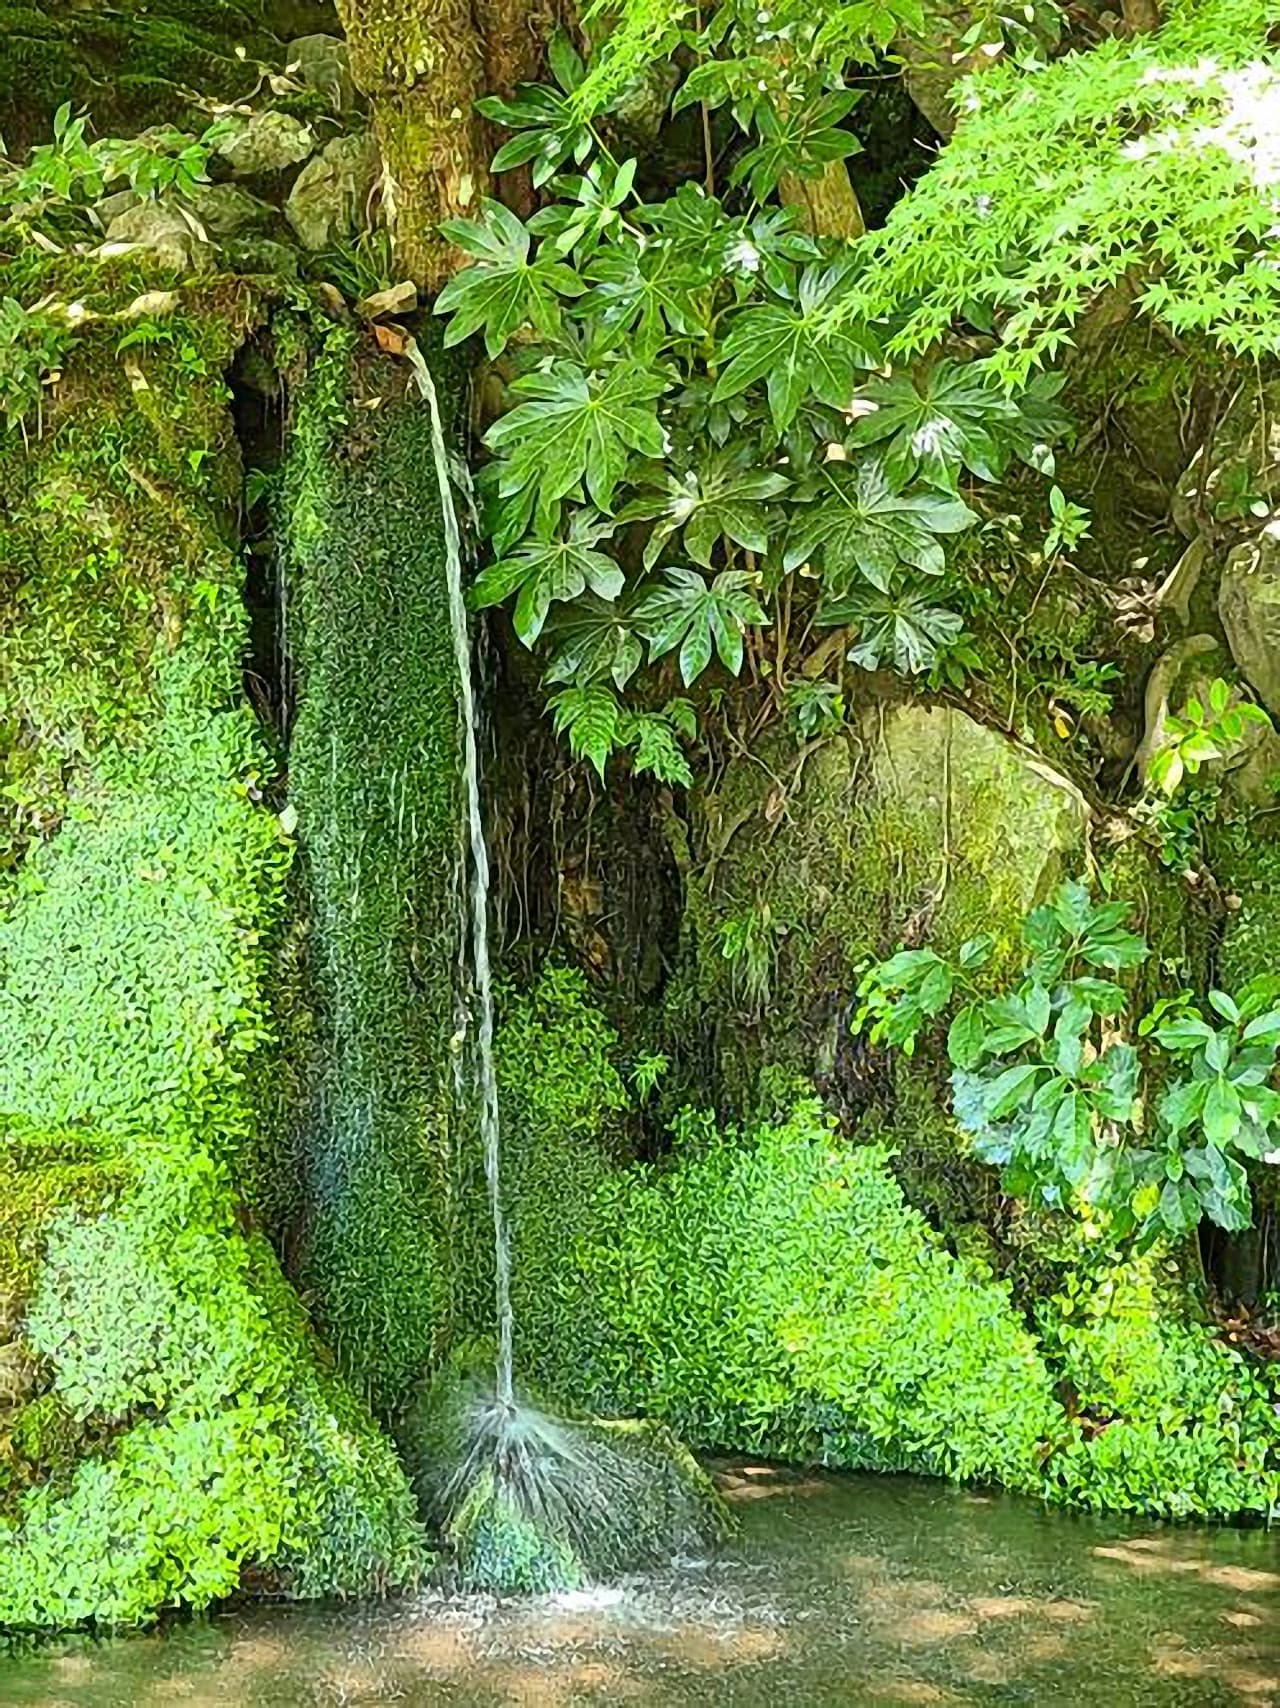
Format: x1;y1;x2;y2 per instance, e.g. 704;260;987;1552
216;110;315;178
187;182;275;239
1219;523;1280;717
102;202;213;274
285;131;380;251
285;33;361;113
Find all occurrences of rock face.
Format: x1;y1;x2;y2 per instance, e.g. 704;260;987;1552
1174;381;1280;540
286;33;361;112
103;203;213;273
1219;524;1280;717
285;131;380;250
216;110;315;178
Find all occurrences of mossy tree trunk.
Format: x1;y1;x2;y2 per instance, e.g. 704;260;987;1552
336;0;568;285
336;0;491;290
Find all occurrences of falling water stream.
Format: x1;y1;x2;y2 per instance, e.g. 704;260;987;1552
409;341;515;1412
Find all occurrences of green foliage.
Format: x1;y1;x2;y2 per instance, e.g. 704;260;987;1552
283;325;464;1414
0;297;74;432
825;0;1280;379
1039;1257;1280;1517
526;1099;1065;1489
0;303;424;1628
1145;677;1271;797
858;880;1280;1245
6;102;232;216
436;20;1068;776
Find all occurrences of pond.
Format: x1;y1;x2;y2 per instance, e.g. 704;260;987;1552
4;1467;1278;1707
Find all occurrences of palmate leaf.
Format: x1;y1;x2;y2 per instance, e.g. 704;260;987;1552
485;357;669;519
634;566;769;685
582;235;711;357
621;448;790;568
818;583;965;675
785;458;977;594
543;595;645;691
434;199;584;359
471;512;624;646
712;264;881;432
731;92;863;204
847;359;1012;490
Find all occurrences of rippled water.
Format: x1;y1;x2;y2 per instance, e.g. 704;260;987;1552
4;1467;1278;1706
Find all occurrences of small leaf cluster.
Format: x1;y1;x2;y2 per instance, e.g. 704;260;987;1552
436;26;1066;777
1145;676;1271;798
857;879;1280;1246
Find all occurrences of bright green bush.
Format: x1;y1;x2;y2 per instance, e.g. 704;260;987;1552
527;1097;1065;1491
1038;1257;1280;1518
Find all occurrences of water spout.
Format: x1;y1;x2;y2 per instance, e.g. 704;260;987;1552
407;340;514;1411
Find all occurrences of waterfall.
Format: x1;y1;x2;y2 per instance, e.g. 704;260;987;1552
407;341;515;1411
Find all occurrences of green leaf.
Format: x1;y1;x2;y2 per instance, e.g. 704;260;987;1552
821;583;964;675
620;710;695;787
947;1004;987;1070
622;449;790;570
731;92;862;203
542;597;645;691
548;684;622;777
634;566;768;685
712;265;880;431
434;199;584;358
485;358;669;516
1203;1077;1242;1148
472;512;623;645
845;359;1015;490
787;459;977;594
986;1062;1043;1120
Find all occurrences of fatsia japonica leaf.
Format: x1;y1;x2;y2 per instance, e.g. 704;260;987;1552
712;264;881;432
818;583;965;674
434;199;584;358
476;33;593;187
542;595;645;691
621;449;790;568
582;236;711;357
846;359;1016;490
785;458;977;593
634;566;769;685
471;512;624;646
731;91;862;203
484;358;669;518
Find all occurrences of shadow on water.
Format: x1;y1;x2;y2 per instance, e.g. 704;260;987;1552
4;1468;1279;1707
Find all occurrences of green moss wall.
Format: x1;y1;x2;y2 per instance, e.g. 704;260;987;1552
0;275;423;1630
283;325;464;1415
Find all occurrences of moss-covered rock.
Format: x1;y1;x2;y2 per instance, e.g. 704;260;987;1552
283;323;464;1414
0;276;425;1630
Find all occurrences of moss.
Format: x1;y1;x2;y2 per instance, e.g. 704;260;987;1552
669;702;1086;1115
283;321;464;1414
0;3;281;156
0;277;425;1630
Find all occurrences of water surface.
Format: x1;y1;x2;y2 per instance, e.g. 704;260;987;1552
5;1467;1278;1706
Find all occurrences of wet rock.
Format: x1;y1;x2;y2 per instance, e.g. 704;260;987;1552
93;188;140;228
1219;523;1280;717
285;33;361;113
285;131;380;251
216;110;315;178
221;236;303;278
187;182;275;239
102;203;213;274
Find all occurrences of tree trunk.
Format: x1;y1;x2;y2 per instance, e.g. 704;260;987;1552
336;0;490;291
779;161;865;241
